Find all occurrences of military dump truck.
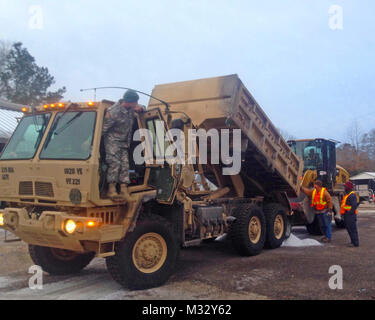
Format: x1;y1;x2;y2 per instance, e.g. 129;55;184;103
287;138;351;234
0;75;303;289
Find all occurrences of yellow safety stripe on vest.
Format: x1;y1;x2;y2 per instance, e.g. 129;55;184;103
311;187;327;206
341;191;356;214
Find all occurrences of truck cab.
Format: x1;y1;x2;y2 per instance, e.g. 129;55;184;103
0;100;180;248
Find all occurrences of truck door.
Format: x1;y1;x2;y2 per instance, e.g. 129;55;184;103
325;140;337;188
140;108;181;204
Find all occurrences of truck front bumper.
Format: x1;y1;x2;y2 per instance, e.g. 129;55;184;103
0;208;124;253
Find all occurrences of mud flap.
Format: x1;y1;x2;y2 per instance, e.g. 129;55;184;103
302;196;315;224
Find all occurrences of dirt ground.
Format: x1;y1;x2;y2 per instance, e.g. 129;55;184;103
0;204;374;300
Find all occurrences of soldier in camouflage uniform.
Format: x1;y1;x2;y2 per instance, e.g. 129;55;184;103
102;89;144;201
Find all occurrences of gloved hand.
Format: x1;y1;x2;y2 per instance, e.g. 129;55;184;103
134;105;146;113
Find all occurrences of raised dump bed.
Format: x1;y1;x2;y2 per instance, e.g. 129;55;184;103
148;74;303;197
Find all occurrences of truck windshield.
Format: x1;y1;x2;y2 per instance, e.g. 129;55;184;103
40;111;96;160
0;114;51;160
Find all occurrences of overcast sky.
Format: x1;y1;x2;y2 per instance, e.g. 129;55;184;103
0;0;374;142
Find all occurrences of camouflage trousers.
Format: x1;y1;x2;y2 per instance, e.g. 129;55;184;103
105;144;130;184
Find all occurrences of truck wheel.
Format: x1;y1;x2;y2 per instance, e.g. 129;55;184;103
106;214;179;290
335;217;346;228
28;245;95;275
306;218;323;235
264;204;287;249
229;204;266;256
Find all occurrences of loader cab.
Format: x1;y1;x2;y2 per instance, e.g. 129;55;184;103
288;138;337;189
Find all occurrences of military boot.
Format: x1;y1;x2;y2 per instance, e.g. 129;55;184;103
107;183;120;201
120;184;136;202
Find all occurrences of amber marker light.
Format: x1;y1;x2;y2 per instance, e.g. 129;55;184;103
87;101;94;106
58;103;64;108
64;219;77;234
0;212;4;226
43;104;49;109
21;107;29;112
50;104;56;108
87;221;96;228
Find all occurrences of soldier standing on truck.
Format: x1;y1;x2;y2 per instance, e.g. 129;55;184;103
301;180;333;243
341;181;359;247
102;89;144;201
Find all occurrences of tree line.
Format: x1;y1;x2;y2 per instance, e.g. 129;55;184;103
0;41;65;106
337;126;375;176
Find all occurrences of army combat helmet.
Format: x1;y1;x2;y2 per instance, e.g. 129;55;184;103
123;89;139;103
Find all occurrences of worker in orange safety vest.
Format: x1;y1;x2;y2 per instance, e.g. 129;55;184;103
301;180;333;243
341;181;359;247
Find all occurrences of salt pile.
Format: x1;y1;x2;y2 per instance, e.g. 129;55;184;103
281;233;322;247
214;233;322;247
0;276;19;289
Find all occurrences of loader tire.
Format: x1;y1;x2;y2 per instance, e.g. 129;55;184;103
229;204;266;256
106;214;179;290
28;245;95;275
264;203;288;249
306;217;323;235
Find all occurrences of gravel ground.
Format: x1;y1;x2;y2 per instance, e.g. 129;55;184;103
0;204;374;300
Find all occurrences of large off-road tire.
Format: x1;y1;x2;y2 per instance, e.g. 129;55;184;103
106;214;179;290
306;217;323;235
264;203;288;249
28;245;95;275
229;204;266;256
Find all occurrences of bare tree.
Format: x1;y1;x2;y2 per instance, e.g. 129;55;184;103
361;129;375;160
278;128;296;142
0;40;12;73
339;122;375;174
346;120;362;152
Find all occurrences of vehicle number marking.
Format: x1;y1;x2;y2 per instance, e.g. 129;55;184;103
64;168;83;175
66;178;80;185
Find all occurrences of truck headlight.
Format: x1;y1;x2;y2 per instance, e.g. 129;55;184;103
64;219;77;234
0;213;4;226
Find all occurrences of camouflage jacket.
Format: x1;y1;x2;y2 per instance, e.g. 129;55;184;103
102;101;135;148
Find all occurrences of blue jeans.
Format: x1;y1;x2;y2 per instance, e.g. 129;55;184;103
316;211;332;240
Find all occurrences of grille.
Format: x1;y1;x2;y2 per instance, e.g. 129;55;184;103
89;210;119;224
35;182;54;197
19;181;33;195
